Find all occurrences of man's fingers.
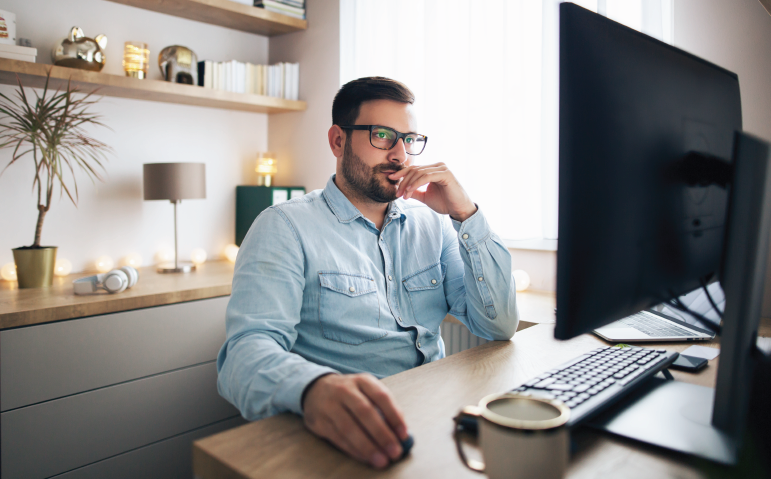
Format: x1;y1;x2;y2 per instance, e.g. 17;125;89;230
343;389;403;460
334;407;390;468
395;166;445;197
358;376;409;440
403;170;445;199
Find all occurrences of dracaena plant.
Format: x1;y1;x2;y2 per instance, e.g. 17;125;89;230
0;70;111;247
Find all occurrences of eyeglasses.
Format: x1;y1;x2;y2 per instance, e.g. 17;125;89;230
340;125;428;155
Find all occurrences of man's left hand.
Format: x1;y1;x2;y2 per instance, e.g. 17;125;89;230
389;163;477;222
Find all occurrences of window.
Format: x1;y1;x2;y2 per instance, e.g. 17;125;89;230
340;0;673;241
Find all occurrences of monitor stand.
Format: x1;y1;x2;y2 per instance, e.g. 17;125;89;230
589;131;771;465
587;376;736;464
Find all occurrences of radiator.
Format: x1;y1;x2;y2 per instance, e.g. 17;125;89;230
440;321;489;356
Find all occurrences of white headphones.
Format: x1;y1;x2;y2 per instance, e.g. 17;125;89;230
73;266;139;295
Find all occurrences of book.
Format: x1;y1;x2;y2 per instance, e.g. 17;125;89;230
195;59;298;100
255;0;305;19
257;0;304;7
0;51;35;62
0;43;36;56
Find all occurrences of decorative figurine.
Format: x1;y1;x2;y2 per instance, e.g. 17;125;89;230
158;45;198;85
52;27;107;72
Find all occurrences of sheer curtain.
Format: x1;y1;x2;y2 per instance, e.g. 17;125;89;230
340;0;673;241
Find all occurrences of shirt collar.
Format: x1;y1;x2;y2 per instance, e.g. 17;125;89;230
322;174;407;224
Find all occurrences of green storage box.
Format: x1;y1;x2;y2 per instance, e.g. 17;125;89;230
236;186;306;246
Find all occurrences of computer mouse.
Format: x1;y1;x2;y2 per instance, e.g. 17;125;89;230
399;434;414;460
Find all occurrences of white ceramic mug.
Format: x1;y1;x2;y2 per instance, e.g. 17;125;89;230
454;392;571;479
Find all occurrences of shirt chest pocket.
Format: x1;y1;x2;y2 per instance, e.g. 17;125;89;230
318;271;387;345
403;262;448;333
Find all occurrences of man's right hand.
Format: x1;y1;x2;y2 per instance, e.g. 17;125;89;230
302;373;409;469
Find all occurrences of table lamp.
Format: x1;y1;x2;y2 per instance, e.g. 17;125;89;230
143;162;206;273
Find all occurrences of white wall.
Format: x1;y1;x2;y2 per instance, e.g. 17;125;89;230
0;0;271;273
673;0;771;316
268;0;340;192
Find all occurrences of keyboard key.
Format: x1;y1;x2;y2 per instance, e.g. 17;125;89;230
566;400;578;408
533;378;556;388
573;384;591;393
578;393;591;400
546;383;574;391
524;378;541;387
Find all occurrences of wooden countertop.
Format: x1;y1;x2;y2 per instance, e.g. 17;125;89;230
0;261;234;330
192;321;733;479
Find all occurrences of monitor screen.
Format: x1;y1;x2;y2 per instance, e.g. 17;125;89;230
555;3;742;339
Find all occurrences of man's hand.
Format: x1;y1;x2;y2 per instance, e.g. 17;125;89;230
389;163;477;222
302;373;409;469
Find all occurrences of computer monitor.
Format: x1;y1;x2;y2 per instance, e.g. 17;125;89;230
555;3;741;340
555;3;771;465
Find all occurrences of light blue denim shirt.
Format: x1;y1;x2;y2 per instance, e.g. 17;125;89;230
217;175;519;421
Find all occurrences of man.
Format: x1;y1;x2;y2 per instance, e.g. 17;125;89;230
217;77;519;469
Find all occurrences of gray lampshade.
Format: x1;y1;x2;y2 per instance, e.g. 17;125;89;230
143;163;206;201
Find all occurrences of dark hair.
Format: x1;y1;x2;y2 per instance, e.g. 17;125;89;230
332;77;415;126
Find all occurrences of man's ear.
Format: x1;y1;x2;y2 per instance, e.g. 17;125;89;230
328;125;345;158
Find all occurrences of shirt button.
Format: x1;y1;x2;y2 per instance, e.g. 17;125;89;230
417;341;422;348
478;276;484;282
462;234;469;239
349;286;356;292
388;275;393;281
431;279;437;284
398;317;402;322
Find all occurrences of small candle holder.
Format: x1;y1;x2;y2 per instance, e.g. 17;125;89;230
256;152;278;187
123;41;149;79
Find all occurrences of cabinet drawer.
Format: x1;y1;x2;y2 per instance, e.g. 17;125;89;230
1;296;229;411
55;416;246;479
1;361;238;479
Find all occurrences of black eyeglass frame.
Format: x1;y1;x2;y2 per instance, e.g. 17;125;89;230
339;124;428;155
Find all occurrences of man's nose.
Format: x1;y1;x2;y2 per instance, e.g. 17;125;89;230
388;138;408;164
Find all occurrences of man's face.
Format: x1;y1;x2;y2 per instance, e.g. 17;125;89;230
339;99;418;204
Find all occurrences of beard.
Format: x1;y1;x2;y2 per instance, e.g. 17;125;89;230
341;136;403;204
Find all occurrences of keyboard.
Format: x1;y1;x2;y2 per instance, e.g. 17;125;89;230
512;345;679;427
618;312;697;337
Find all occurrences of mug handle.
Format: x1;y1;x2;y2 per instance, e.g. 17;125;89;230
453;406;485;473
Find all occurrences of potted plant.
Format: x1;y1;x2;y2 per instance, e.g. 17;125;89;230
0;71;111;288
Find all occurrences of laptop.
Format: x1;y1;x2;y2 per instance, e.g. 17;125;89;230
593;309;715;342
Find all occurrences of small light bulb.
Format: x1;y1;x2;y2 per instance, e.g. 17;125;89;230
120;253;143;268
191;248;207;265
224;244;239;263
155;249;175;264
1;263;17;281
95;256;114;273
513;269;531;292
54;258;73;276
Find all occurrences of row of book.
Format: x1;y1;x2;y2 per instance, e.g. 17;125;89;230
254;0;305;20
197;61;299;100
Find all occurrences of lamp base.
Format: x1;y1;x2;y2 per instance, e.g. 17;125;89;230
157;262;196;274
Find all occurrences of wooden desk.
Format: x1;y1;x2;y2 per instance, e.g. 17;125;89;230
193;292;758;479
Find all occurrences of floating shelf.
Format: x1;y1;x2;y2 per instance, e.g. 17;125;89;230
0;59;306;114
104;0;307;36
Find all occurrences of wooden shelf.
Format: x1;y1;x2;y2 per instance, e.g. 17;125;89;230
105;0;307;36
0;59;306;114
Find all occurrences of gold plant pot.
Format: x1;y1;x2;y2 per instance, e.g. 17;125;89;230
12;246;58;289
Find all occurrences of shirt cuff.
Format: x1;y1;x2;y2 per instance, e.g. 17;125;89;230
452;205;492;249
273;363;340;416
